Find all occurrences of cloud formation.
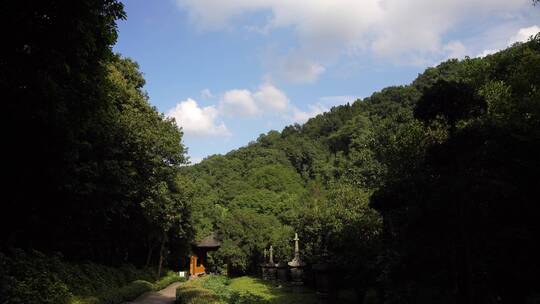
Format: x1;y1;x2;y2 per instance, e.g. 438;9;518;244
277;54;326;84
221;89;259;117
319;95;356;106
508;25;540;45
478;25;539;57
200;88;214;99
176;0;531;81
443;41;468;60
290;103;327;123
253;83;290;111
166;98;230;137
167;83;291;138
219;83;289;116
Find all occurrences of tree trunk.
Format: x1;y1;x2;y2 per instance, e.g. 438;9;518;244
146;242;155;268
157;232;166;278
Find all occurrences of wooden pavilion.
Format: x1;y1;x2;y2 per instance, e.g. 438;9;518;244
189;233;221;277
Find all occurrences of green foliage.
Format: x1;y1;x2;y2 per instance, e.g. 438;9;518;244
176;277;223;304
2;0;193;272
213;209;294;274
202;276;235;300
186;34;540;304
176;276;316;304
363;288;378;304
414;79;486;129
227;276;317;304
4;1;538;303
295;183;382;280
372;36;540;303
0;250;185;304
94;280;154;304
247;165;304;194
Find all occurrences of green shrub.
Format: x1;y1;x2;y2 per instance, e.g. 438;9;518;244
363;288;378;304
202;275;234;300
177;276;270;304
82;271;184;304
154;271;186;290
228;291;268;304
1;249;184;304
1;250;71;304
3;272;71;304
176;278;223;304
98;280;153;304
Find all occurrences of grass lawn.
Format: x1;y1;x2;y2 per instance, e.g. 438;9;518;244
228;276;317;304
175;276;223;304
175;275;318;304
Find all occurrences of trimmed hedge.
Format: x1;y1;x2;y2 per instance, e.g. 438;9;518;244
0;249;185;304
175;277;222;304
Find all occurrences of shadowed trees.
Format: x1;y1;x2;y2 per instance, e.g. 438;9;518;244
1;0;193;272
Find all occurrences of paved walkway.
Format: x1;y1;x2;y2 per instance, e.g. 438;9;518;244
126;282;183;304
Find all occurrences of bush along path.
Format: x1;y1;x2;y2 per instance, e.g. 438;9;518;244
0;249;186;304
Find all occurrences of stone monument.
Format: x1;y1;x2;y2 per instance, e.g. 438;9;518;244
266;245;277;281
288;233;305;286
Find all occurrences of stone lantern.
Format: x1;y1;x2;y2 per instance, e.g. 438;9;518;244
266;245;277;281
288;233;305;286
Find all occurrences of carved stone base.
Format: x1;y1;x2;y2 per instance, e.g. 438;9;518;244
289;267;304;284
276;264;288;282
266;264;277;281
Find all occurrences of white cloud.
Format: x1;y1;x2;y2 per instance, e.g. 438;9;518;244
277;54;326;83
200;88;214;99
166;98;230;136
477;49;499;57
443;41;468;59
477;25;539;57
220;89;259;117
176;0;531;72
219;83;290;116
319;95;356;106
290;103;327;123
508;25;540;44
253;83;289;111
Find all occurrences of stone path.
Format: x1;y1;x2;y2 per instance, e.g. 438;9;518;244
126;281;183;304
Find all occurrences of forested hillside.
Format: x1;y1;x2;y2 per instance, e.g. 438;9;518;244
185;35;540;303
1;1;191;303
1;1;539;303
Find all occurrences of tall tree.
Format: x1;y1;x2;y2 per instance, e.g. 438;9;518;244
2;0;125;256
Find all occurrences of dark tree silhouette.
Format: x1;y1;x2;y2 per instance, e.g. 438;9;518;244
414;80;486;130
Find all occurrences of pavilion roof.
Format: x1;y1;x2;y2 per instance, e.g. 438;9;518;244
194;233;221;248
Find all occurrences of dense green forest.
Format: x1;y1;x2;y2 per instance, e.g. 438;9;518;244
185;34;540;303
1;0;539;303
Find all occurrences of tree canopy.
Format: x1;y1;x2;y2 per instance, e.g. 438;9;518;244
1;1;539;303
1;0;193;274
186;33;540;303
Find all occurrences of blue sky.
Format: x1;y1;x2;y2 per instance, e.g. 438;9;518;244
113;0;539;163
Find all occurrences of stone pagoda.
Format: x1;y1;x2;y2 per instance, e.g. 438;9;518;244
288;233;306;285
